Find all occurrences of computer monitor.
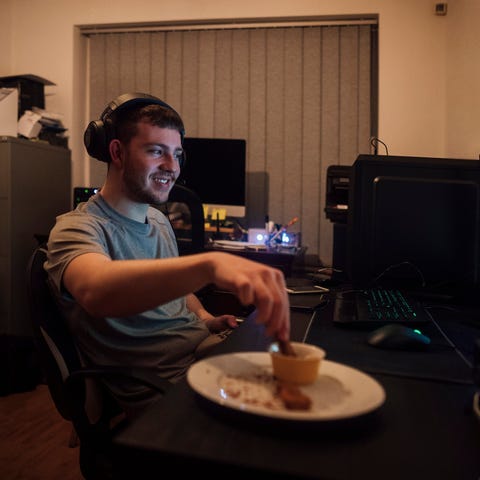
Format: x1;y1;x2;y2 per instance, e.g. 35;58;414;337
73;187;99;208
179;137;246;219
346;154;480;301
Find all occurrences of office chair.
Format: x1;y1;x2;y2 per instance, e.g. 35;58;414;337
26;244;172;479
160;183;205;255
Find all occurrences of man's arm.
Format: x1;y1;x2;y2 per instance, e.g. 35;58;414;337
63;250;290;341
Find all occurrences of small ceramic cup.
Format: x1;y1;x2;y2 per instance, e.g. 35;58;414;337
269;341;326;385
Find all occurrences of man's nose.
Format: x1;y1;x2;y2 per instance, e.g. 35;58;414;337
162;152;180;172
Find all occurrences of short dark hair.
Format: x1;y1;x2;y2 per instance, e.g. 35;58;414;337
114;103;185;145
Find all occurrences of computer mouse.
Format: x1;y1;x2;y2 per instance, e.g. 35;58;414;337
366;324;431;351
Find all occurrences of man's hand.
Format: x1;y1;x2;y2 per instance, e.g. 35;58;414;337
186;294;239;333
207;252;291;342
202;314;240;333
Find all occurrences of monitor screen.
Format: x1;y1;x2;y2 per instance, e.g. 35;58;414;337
73;187;99;208
178;137;247;218
347;154;480;300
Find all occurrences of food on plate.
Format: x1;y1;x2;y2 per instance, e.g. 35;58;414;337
276;382;312;410
269;341;326;385
220;371;313;411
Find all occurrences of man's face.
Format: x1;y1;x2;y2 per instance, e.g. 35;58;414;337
120;121;183;205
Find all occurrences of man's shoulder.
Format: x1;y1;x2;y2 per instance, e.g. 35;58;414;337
147;205;170;224
56;202;105;227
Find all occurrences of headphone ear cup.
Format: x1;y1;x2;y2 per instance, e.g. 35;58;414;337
84;119;109;163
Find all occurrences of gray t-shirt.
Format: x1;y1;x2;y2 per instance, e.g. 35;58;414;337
45;193;210;411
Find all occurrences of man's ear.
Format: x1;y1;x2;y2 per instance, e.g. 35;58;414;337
108;139;124;166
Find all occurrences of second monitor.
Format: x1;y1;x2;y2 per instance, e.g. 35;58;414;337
347;154;480;301
179;137;246;219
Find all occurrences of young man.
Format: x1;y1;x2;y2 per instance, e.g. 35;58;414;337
45;93;290;415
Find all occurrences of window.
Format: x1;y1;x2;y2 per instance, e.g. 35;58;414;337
82;16;378;265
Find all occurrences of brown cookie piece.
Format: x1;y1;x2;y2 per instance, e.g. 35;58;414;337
276;382;312;410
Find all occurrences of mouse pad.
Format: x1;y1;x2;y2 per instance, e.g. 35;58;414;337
305;304;473;385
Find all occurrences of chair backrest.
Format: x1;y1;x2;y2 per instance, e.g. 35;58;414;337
162;183;205;255
26;245;175;417
25;244;85;421
26;244;120;478
26;244;173;479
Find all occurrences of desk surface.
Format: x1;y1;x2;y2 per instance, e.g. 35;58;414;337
113;298;480;480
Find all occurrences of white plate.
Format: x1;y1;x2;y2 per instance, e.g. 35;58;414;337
187;352;386;421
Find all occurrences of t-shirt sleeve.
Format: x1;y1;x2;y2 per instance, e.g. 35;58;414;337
45;211;110;293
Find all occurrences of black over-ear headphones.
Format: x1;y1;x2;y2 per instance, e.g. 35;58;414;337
83;92;185;164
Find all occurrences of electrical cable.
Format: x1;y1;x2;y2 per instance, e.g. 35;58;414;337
369;260;426;289
370;137;389;155
424;307;473;369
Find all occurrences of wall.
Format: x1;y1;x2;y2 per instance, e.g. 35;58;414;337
446;0;480;159
4;1;469;178
0;0;13;76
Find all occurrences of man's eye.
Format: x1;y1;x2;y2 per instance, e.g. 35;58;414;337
174;151;184;161
153;148;164;156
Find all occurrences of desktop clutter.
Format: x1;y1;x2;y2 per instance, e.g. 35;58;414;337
0;74;68;148
207;209;302;252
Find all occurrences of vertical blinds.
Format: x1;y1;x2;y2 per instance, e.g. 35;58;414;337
86;22;376;265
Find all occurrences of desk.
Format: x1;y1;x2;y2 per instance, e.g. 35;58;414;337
113;301;480;479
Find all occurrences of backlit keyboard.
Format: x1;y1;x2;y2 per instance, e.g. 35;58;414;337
333;287;430;326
